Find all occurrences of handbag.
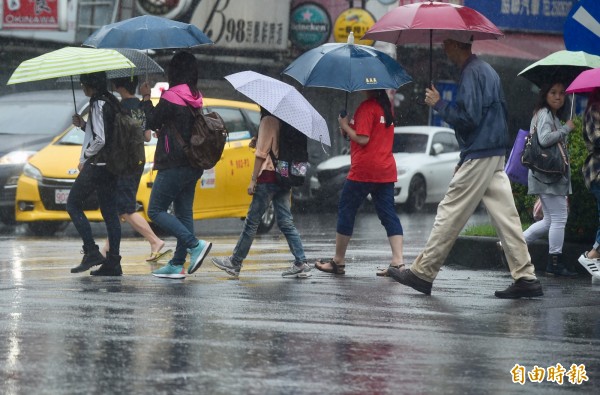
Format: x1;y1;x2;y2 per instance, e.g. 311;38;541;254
521;121;568;177
505;129;529;185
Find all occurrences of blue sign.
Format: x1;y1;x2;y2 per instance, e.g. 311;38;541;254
564;0;600;56
464;0;576;34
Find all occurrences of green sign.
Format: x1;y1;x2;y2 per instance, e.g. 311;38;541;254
289;2;332;50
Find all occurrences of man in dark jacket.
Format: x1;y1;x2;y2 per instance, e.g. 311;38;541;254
388;37;543;299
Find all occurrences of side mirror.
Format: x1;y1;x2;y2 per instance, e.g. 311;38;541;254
431;143;444;155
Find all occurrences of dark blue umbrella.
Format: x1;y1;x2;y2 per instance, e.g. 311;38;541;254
83;15;213;50
282;33;412;93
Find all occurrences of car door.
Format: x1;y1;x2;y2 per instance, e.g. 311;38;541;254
193;106;254;217
427;131;460;201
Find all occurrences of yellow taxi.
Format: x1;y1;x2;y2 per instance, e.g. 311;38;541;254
15;96;275;236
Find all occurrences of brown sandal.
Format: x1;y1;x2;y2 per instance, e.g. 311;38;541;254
315;258;345;275
376;264;405;277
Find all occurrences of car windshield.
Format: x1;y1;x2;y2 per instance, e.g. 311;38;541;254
0;102;75;135
393;133;428;153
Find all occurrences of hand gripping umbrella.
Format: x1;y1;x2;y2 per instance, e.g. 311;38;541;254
282;32;412;110
362;1;503;83
224;71;330;147
7;47;135;113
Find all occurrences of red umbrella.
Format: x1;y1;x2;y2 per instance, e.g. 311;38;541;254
362;1;503;83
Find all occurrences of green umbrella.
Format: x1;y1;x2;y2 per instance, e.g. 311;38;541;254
7;47;135;112
518;50;600;88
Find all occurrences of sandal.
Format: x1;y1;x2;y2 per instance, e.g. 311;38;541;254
376;264;405;277
146;249;172;262
315;258;346;275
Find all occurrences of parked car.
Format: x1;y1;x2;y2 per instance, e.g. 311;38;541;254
15;97;277;236
310;126;460;212
0;90;89;225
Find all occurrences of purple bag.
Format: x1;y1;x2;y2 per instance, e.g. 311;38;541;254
505;129;529;186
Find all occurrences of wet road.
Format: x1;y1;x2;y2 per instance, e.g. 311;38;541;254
1;210;599;394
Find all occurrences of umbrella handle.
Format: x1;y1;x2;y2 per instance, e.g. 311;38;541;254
70;75;77;114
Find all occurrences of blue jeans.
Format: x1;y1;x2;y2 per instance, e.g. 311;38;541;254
590;181;600;251
232;183;306;265
148;167;203;265
337;180;403;237
67;163;120;254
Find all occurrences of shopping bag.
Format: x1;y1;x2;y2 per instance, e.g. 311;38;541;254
505;129;529;186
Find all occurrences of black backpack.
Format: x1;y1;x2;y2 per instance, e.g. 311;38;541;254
90;100;146;176
270;121;309;187
173;106;228;170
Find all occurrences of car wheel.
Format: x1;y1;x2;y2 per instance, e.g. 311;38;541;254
404;175;426;213
27;221;68;236
257;201;275;234
0;208;16;225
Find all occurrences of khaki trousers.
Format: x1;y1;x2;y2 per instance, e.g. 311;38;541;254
410;156;537;282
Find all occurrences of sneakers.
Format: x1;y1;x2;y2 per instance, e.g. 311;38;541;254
388;267;432;295
152;261;186;279
282;262;312;278
188;240;212;274
578;252;600;277
211;256;242;277
495;278;544;299
71;247;105;273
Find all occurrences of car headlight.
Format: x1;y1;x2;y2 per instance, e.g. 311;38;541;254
397;166;409;176
23;163;42;181
0;150;37;165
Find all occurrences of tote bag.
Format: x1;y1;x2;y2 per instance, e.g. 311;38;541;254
505;129;529;186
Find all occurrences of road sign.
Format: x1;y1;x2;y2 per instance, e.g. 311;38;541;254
564;0;600;56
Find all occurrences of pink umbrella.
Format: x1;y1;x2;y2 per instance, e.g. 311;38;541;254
362;1;503;82
566;68;600;94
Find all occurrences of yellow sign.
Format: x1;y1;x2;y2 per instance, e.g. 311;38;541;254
333;8;375;46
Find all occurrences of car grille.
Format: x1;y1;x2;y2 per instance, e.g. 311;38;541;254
39;177;99;211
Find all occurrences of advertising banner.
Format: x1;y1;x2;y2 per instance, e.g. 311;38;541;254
2;0;60;30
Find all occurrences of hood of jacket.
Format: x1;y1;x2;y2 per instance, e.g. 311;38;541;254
161;84;203;108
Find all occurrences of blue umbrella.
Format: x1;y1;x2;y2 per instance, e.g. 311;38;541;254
282;32;412;93
564;0;600;56
83;15;213;50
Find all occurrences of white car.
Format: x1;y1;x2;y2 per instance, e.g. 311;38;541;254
310;126;460;212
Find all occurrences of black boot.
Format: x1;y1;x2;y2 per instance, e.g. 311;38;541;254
90;253;122;276
546;254;577;277
71;245;105;273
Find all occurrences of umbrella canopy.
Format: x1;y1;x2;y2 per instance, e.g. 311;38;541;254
224;71;330;146
57;48;163;82
518;50;600;88
362;1;503;82
566;68;600;94
282;36;412;92
7;47;135;85
83;15;213;50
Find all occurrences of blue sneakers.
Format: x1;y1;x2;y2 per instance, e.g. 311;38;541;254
188;239;212;274
152;261;186;279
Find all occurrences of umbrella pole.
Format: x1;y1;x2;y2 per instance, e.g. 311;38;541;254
429;29;433;85
70;75;77;114
570;93;574;119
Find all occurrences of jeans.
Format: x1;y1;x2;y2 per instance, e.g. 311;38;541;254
232;183;305;265
67;163;120;254
523;194;568;254
148;167;203;265
336;180;403;237
590;181;600;251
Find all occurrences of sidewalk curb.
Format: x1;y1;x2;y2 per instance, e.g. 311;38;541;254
445;236;590;275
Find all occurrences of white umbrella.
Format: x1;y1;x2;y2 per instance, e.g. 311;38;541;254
224;71;330;146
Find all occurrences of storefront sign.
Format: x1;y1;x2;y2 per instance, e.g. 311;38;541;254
333;8;375;45
289;2;331;50
2;0;60;29
190;0;290;51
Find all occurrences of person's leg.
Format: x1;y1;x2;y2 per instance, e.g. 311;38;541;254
316;180;369;272
371;182;404;268
409;158;496;282
123;213;165;254
482;159;537;281
523;195;551;245
66;163;97;250
272;185;306;263
96;167;121;256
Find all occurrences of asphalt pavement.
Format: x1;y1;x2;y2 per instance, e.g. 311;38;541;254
1;211;599;394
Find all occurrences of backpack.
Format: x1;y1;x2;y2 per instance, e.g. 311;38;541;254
90;99;146;176
173;106;228;170
270;121;309;187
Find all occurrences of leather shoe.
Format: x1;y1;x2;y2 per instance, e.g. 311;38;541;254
388;267;432;295
495;278;543;299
